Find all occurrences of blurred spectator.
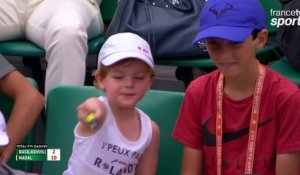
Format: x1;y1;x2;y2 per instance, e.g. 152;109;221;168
0;0;104;95
0;54;44;162
277;0;300;70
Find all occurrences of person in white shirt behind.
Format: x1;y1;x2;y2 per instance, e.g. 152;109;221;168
0;0;104;95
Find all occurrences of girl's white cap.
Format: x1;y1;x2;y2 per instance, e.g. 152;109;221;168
98;32;154;69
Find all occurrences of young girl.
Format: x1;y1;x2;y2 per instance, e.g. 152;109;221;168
63;33;160;175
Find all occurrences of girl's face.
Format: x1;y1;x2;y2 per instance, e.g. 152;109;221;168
96;59;153;110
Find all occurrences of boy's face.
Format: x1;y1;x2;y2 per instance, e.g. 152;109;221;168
205;29;267;77
96;59;153;109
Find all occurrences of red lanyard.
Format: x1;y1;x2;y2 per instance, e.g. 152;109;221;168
215;62;266;175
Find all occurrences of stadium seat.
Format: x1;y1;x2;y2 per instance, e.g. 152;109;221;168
0;78;39;172
43;85;184;175
270;57;300;87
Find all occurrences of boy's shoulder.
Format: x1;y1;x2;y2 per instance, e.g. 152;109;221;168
264;67;299;104
265;67;299;93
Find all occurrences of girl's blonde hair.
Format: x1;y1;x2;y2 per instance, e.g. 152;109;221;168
93;58;155;88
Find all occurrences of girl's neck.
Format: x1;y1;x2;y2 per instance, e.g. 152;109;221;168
110;104;137;121
109;102;141;141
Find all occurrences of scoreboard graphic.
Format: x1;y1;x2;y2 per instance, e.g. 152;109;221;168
16;144;60;161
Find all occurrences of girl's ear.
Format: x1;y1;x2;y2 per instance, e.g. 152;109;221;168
95;71;105;90
146;77;154;91
255;29;268;50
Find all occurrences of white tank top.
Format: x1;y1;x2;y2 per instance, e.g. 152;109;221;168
63;96;153;175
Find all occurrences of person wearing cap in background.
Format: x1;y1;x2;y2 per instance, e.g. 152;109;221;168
63;32;160;175
0;54;44;171
172;0;300;174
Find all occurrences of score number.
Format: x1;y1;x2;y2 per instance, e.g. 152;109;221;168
47;149;61;161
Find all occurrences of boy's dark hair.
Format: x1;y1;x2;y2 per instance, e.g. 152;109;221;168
252;29;261;40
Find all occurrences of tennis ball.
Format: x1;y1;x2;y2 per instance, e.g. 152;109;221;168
86;113;96;123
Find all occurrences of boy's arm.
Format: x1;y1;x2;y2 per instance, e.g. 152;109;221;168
181;147;203;175
135;121;160;175
276;152;300;175
0;71;44;162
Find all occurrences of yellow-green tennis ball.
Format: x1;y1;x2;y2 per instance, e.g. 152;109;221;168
86;113;95;123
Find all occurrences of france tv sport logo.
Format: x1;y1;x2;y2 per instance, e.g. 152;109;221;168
270;8;300;27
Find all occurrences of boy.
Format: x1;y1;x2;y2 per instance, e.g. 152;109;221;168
64;33;160;175
172;0;300;174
